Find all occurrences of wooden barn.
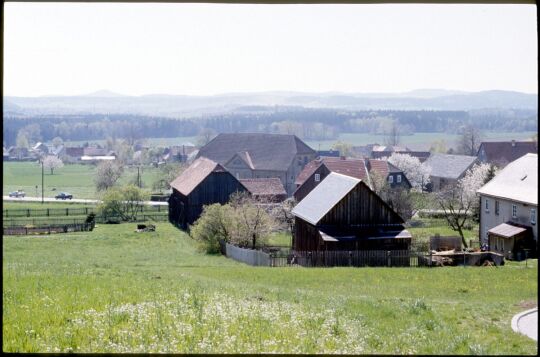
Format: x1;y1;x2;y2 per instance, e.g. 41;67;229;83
168;157;248;229
291;172;411;252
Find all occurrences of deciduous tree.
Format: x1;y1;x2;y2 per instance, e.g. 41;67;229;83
95;161;124;191
42;155;64;175
388;153;431;191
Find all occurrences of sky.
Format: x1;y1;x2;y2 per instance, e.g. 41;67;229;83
3;3;538;97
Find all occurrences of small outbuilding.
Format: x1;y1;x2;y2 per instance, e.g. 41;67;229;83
291;172;411;252
168;157;248;229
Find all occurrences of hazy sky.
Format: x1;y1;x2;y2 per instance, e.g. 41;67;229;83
3;3;538;96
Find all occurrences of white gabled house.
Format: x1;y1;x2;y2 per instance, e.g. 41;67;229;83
476;153;537;259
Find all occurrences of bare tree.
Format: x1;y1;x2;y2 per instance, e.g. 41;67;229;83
331;141;353;157
270;197;296;241
42;156;64;175
457;124;483;156
384;120;400;146
435;163;491;247
196;128;217;147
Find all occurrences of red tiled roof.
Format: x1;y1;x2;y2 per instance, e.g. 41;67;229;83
323;157;368;180
170;157;228;196
239;178;287;197
295;160;323;185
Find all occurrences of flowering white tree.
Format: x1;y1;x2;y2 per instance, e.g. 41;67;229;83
388;153;431;191
42;155;64;175
435;163;493;247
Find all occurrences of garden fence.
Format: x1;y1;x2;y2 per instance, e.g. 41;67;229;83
2;205;166;218
3;222;95;236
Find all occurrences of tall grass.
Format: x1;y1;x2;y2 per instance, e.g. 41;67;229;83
3;223;537;354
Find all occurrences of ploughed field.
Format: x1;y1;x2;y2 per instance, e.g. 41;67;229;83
3;223;537;354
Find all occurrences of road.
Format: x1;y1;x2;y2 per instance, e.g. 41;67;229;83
3;196;168;206
511;308;538;341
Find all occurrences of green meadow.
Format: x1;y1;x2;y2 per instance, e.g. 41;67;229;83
3;162;163;199
3;223;537;354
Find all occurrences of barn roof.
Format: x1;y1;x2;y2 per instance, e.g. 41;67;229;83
292;172;361;225
239;178;287;197
197;133;316;172
295;157;368;186
423;153;477;180
477;153;537;205
170;157;229;196
478;141;537;166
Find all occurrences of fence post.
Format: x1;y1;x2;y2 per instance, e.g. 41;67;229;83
348;251;352;267
47;209;50;217
66;208;69;216
85;207;88;215
387;251;391;267
27;209;30;217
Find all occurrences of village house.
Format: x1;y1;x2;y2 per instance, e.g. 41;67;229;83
196;133;317;196
61;147;85;163
168;157;288;229
80;147;116;163
422;153;478;191
31;142;49;156
291;172;411;253
293;156;411;202
476;153;537;259
477;140;537;168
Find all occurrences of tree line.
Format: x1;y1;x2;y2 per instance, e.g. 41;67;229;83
4;107;537;147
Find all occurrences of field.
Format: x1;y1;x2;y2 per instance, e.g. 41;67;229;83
3;223;537;354
62;131;536;151
3;162;163;199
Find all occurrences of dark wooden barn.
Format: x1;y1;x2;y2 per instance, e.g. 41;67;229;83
291;172;411;252
168;157;247;229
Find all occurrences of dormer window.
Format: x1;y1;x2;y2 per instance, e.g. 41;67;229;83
315;174;320;182
388;175;394;184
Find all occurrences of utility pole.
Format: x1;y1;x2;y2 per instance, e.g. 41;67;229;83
41;159;44;204
137;165;141;188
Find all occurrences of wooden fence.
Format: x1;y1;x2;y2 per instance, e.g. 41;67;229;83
2;213;168;227
2;205;166;218
224;242;271;266
3;222;95;236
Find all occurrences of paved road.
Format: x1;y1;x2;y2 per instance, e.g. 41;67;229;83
511;308;538;341
3;196;168;206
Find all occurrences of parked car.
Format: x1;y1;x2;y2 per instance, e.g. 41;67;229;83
55;192;73;200
8;190;26;198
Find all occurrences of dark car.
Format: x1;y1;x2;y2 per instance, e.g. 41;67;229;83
55;192;73;200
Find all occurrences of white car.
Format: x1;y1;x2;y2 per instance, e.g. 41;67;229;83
8;190;26;198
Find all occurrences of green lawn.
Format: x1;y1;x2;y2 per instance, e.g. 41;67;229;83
306;131;537;150
3;162;164;199
3;223;537;354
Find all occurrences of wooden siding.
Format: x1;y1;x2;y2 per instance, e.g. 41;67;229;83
294;182;406;252
168;171;247;229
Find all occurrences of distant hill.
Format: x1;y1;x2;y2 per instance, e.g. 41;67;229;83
4;89;537;117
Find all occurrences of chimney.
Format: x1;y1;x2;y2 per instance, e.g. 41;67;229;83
511;140;516;147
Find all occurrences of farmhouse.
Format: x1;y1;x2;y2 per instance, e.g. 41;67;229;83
370;145;431;162
293;156;410;202
168;157;248;229
423;153;478;191
291;172;411;252
477;140;537;168
196;133;317;196
476;153;537;259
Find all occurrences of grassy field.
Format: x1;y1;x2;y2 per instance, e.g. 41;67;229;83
63;131;536;151
3;223;537;354
3;162;163;199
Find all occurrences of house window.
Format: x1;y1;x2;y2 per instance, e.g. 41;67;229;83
495;200;499;215
531;208;536;225
397;174;401;183
512;204;517;218
388;175;394;184
485;199;489;213
314;173;320;182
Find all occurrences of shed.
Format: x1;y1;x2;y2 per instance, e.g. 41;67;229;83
488;222;535;260
239;178;287;202
291;172;410;252
168;157;247;229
